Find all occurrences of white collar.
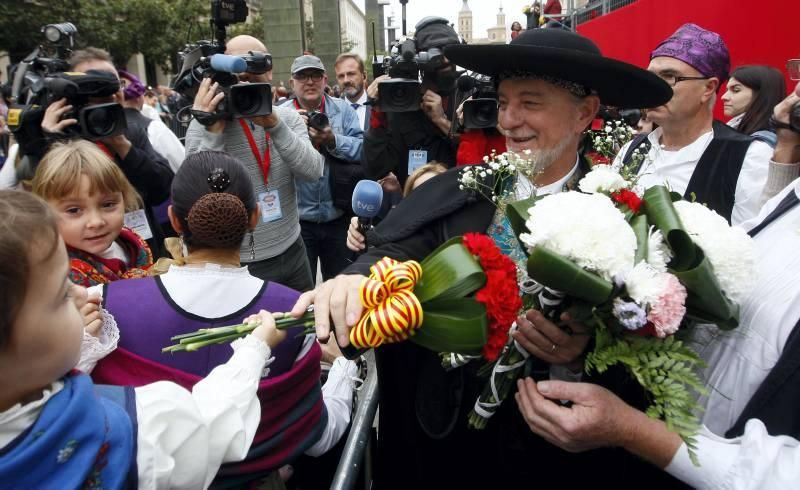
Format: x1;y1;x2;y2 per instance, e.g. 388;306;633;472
348;90;368;106
515;154;580;199
646;126;714;160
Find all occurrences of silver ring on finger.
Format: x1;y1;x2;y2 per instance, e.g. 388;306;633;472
550;343;558;353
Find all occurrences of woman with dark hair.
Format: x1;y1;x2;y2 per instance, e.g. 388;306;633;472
89;151;357;487
723;65;787;147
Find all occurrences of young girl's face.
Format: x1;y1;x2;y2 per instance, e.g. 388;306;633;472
50;174;125;255
4;236;86;401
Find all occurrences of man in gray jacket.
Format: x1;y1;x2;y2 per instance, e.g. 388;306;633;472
186;35;324;291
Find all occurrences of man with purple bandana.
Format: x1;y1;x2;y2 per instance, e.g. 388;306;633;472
614;23;772;225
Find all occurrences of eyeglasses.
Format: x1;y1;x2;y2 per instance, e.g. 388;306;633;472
292;71;324;82
655;73;711;87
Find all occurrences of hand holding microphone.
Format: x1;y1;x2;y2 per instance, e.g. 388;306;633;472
349;180;383;252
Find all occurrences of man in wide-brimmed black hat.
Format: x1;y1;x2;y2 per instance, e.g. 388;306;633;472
293;28;678;488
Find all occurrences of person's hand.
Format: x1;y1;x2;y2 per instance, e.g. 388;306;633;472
309;125;335;148
41;98;78;134
772;81;800;164
193;77;226;133
515;378;637;452
346;216;366;252
247;310;287;349
377;172;401;194
513;309;590;370
250;111;280;130
98;133;132;159
80;292;103;337
367;75;389;100
290;274;367;347
420;90;446;124
295;109;310;126
320;336;345;363
456;99;466;126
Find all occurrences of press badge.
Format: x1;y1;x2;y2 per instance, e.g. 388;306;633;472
408;150;428;175
258;190;283;223
124;209;153;240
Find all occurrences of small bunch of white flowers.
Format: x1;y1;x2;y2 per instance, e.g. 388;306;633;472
590;120;635;159
458;150;537;205
578;164;630;194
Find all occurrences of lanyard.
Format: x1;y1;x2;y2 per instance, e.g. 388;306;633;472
293;96;326;113
239;120;271;187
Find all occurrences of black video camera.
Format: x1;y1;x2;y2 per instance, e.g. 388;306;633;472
171;0;272;124
7;23;127;164
306;110;330;131
456;73;498;130
377;27;449;113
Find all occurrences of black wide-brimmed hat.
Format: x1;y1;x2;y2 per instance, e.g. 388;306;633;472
444;29;672;108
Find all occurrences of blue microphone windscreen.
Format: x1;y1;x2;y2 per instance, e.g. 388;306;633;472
352;180;383;218
210;54;247;73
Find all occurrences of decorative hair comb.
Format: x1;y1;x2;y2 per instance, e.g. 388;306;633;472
207;168;231;192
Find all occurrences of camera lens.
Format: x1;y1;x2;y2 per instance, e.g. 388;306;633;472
85;107;116;137
791;103;800;131
232;86;261;116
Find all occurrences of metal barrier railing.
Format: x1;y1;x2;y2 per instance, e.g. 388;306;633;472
331;350;379;490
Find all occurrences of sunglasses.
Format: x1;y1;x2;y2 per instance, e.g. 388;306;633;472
787;59;800;81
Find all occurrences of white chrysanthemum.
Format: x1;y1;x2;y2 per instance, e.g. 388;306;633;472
673;201;755;302
519;192;636;281
578;165;629;194
624;262;665;307
646;227;673;272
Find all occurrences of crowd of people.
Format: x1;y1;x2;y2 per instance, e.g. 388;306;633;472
0;13;798;490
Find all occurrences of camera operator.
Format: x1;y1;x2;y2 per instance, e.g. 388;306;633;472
185;35;324;291
280;55;363;280
41;47;174;257
363;17;461;188
759;79;800;205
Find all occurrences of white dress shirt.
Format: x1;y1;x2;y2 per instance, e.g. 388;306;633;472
666;178;800;489
346;90;369;130
614;126;771;225
146;117;186;173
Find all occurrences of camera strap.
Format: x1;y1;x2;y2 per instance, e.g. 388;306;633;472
239;119;271;187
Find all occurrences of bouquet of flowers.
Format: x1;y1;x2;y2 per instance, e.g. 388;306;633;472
468;164;754;462
585;119;646;173
164;234;521;366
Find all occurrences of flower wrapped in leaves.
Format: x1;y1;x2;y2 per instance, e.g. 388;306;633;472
470;177;754;464
164;234;520;366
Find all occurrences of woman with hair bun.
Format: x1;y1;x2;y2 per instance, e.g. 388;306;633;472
89;151;357;487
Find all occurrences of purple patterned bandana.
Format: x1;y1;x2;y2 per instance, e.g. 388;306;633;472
650;23;730;82
118;70;146;100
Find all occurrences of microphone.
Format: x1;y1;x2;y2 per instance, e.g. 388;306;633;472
351;180;383;250
209;54;247;74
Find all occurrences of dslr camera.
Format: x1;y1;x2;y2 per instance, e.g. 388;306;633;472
306;110;330;131
172;0;272;124
456;73;498;130
7;23;127;161
374;20;449;113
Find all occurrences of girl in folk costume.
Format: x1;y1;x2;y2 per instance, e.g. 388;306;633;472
0;190;287;488
31;140;153;286
91;151;357;487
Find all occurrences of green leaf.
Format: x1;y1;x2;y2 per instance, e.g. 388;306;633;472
506;195;541;250
414;237;485;303
526;247;614;304
631;214;649;264
642;186;696;271
410;299;488;355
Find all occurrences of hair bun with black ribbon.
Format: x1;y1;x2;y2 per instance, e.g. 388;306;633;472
208;168;231;192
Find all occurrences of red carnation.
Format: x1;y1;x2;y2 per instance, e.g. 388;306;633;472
611;189;642;213
463;233;523;362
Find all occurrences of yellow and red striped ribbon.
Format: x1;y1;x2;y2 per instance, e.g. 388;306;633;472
350;257;424;349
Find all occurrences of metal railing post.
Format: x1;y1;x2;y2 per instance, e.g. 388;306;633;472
331;350;379;490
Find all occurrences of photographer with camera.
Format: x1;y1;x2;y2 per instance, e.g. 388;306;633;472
362;17;461;188
280;55;364;281
185;35;324;292
40;47;174;257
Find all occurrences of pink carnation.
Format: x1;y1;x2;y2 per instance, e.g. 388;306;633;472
647;274;687;338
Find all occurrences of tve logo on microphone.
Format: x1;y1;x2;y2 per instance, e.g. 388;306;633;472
351;180;383;219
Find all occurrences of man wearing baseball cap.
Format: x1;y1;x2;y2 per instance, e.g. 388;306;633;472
281;54;363;281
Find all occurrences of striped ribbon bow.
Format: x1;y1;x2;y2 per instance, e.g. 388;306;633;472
350;257;424;348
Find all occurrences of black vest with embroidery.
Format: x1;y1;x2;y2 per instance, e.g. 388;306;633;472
623;121;753;223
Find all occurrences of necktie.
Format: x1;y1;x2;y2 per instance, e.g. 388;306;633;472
748;190;800;237
351;103;360;110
